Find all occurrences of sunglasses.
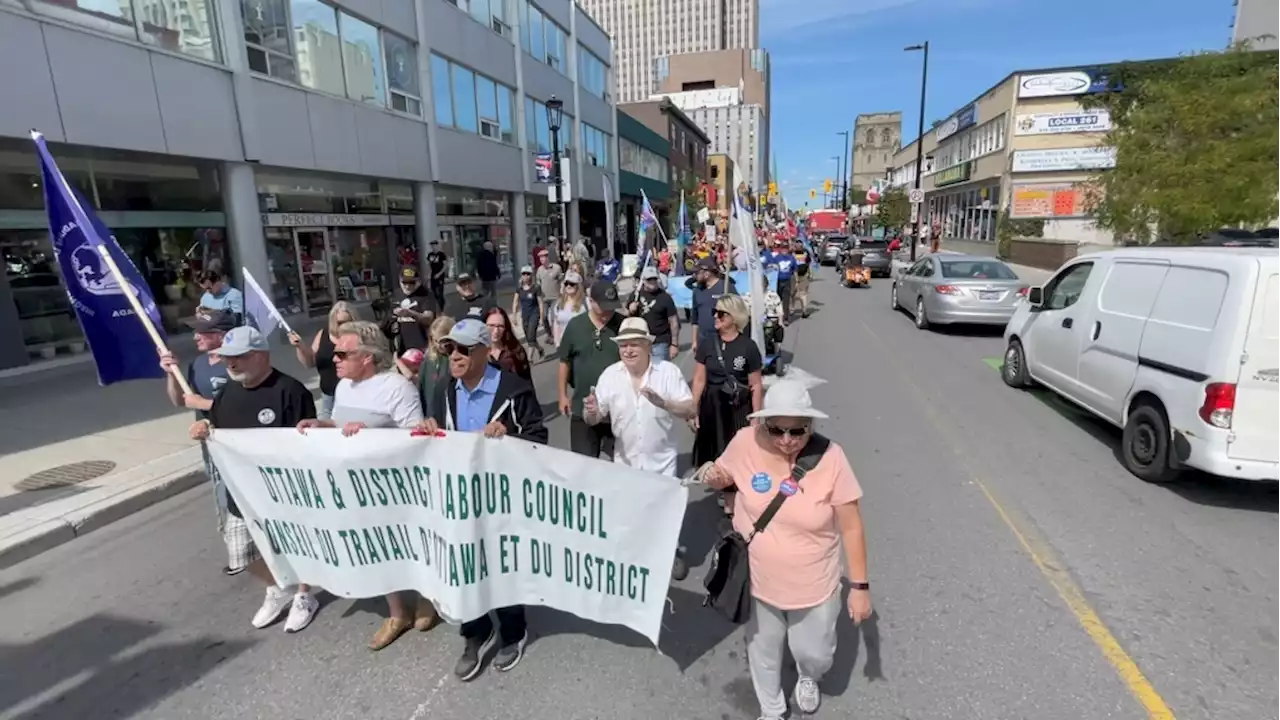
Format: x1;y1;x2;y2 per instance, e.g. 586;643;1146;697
713;309;730;319
333;350;359;361
440;340;482;356
564;282;578;288
765;424;810;437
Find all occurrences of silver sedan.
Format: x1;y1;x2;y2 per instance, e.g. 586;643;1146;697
890;254;1029;329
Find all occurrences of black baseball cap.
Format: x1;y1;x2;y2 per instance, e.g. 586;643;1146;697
186;309;236;333
695;256;720;273
589;281;621;311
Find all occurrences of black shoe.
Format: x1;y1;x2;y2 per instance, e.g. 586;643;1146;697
454;628;496;682
492;632;528;672
223;565;245;576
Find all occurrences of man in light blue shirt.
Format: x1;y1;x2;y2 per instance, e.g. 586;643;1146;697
454;359;501;431
199;269;244;324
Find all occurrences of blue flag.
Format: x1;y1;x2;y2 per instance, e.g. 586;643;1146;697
32;131;168;385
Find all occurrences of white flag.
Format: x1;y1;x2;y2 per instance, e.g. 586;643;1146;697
730;169;766;356
243;268;292;337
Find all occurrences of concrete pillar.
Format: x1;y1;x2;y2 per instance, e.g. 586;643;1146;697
413;181;438;278
512;196;529;269
569;198;581;246
219;162;267;295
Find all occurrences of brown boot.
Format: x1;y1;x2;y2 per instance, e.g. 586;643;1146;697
414;597;440;632
368;617;413;651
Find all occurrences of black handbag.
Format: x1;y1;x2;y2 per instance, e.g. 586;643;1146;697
713;340;749;404
702;434;831;624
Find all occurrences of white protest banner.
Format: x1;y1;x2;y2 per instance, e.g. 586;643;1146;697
208;429;688;645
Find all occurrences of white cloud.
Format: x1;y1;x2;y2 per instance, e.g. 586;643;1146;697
759;0;917;33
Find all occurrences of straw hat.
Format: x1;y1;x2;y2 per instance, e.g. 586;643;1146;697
611;317;655;344
747;378;829;419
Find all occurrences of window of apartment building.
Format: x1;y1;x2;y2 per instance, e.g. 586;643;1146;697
383;32;422;115
338;12;385;106
523;97;572;154
578;46;608;99
19;0;219;61
440;0;510;36
243;0;297;80
582;124;610;168
520;2;568;76
431;55;517;144
288;0;345;96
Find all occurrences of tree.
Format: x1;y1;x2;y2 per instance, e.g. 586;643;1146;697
846;184;866;207
668;171;708;235
874;186;910;231
1078;47;1279;243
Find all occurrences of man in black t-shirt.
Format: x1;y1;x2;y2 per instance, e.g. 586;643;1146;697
442;273;496;321
627;266;679;362
393;266;435;352
426;240;448;309
190;326;322;635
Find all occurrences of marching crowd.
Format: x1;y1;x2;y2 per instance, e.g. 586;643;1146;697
160;230;872;720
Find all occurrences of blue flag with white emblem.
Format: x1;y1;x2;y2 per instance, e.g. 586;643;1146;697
32;131;167;385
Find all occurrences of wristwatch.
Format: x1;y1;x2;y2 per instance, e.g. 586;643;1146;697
849;581;870;591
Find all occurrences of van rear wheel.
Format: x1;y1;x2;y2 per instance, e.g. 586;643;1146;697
1122;402;1181;484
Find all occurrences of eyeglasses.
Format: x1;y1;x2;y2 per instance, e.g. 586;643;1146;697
440;340;481;356
765;424;810;438
486;323;505;332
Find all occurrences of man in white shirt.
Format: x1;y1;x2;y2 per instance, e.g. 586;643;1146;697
583;317;695;477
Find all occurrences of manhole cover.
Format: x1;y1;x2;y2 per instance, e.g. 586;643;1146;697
16;460;117;491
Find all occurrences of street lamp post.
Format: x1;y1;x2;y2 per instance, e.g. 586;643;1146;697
905;41;929;263
830;156;840;209
545;96;568;258
837;130;850;211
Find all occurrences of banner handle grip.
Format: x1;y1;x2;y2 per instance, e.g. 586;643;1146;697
95;245;196;395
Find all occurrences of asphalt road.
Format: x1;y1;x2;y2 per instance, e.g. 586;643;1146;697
0;272;1275;720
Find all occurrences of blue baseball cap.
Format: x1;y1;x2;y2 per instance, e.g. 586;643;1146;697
217;326;269;356
444;317;491;348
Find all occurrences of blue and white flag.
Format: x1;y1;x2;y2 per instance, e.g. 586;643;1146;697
32;131;167;386
243;267;292;338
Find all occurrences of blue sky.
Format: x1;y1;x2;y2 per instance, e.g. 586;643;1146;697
764;0;1239;210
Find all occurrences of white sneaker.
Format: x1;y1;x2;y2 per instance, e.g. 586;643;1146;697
251;585;295;629
794;676;821;714
283;591;319;633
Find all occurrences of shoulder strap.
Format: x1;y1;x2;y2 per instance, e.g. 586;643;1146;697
747;434;830;542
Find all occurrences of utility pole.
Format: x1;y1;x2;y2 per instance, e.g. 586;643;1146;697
837;130;850;211
905;41;929;263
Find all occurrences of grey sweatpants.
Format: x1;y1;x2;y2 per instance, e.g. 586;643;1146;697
745;589;841;718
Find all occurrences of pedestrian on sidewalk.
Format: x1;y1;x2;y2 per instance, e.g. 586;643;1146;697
699;378;872;720
296;320;437;646
483;307;532;382
158;308;236;574
416;317;547;681
426;240;449;310
627;266;679;363
289;301;355;420
476;241;501;299
197;267;244;325
511;265;546;360
188;326;321;634
557;282;623;457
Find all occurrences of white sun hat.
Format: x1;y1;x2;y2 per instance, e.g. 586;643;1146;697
611;316;655;344
747;376;829;420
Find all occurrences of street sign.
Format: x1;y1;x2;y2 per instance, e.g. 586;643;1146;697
908;188;925;204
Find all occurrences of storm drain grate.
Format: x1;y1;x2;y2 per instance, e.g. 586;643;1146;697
16;460;117;491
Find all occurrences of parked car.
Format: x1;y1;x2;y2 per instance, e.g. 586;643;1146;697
1002;247;1278;484
891;254;1028;328
850;237;892;277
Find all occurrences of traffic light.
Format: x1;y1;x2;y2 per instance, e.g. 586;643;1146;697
768;182;777;197
809;189;817;199
823;179;833;193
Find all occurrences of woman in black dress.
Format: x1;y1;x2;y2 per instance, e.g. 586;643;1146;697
289;301;354;419
691;293;764;465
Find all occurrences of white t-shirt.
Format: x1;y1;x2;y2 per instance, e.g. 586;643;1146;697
593;359;693;476
332;371;423;429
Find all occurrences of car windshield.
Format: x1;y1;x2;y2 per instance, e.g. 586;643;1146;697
940;260;1017;280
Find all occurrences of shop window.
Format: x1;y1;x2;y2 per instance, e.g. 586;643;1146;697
339;12;386;106
264;227;305;314
383;32;422;115
332;228;392;301
256;171;381;214
290;0;344;96
92;158;222;212
23;0;218;62
0;145;94;211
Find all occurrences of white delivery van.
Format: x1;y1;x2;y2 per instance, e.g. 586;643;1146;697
1001;247;1278;484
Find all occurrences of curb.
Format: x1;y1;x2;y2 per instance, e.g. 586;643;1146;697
0;455;206;571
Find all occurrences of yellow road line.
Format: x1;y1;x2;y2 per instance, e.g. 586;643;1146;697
857;318;1176;719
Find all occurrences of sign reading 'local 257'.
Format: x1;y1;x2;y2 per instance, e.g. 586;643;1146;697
1015;110;1112;135
1017;69;1116;98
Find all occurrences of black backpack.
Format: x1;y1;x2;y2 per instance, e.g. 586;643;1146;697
702;434;831;624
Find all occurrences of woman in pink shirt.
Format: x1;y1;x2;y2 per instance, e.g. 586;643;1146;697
702;379;872;720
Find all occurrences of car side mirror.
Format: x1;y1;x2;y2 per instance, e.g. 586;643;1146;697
1028;286;1045;308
